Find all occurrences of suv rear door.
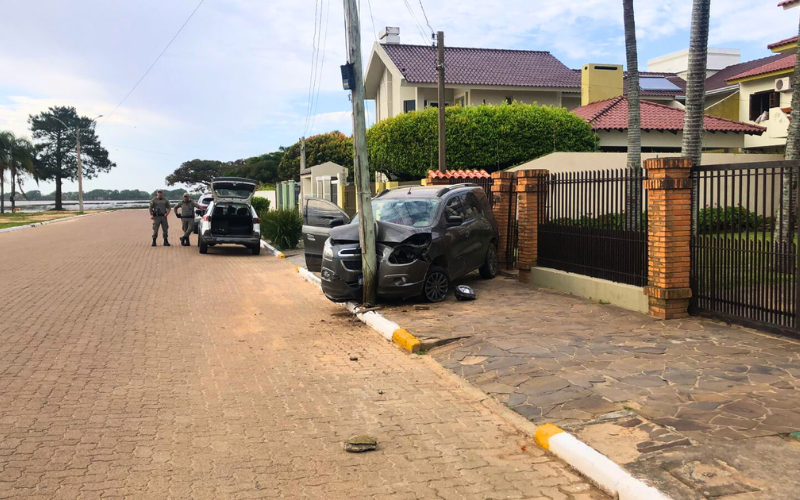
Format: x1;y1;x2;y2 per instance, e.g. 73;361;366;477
210;178;257;205
302;197;350;272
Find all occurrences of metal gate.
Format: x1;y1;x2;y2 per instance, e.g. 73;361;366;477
505;177;519;269
690;161;800;338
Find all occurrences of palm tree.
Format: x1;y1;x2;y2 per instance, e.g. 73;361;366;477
779;10;800;242
681;0;711;167
623;0;642;227
0;131;13;214
5;134;37;213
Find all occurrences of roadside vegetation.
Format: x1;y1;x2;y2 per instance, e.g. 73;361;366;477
261;209;303;250
0;211;89;230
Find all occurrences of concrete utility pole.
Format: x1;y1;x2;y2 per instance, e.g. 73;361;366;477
76;132;84;213
300;137;306;174
437;31;446;173
344;0;378;305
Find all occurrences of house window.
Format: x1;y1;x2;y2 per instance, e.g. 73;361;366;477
403;100;416;113
749;90;780;121
505;97;513;104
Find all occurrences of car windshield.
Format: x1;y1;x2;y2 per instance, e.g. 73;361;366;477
214;188;252;198
353;198;440;227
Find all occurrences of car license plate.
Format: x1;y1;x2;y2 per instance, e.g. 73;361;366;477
358;275;363;285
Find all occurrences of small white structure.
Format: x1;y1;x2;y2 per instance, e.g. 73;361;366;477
648;48;741;79
299;162;349;205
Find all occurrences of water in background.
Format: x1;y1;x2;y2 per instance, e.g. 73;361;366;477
11;200;155;212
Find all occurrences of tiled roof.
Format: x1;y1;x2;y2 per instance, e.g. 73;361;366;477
707;53;789;90
572;96;764;134
768;35;798;49
427;169;491;179
727;53;795;82
382;44;580;88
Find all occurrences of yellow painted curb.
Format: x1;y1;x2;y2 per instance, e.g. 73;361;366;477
295;266;300;273
534;423;564;451
392;328;421;353
278;253;286;259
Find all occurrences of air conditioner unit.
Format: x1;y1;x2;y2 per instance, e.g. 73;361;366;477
775;77;792;92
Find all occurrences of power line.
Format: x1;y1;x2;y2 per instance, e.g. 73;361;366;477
308;0;333;134
417;0;434;35
101;0;205;125
303;0;323;136
365;0;378;41
401;0;429;44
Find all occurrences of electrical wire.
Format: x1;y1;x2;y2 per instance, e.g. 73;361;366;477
417;0;434;36
308;0;333;134
365;0;378;42
101;0;205;125
303;0;323;136
401;0;429;44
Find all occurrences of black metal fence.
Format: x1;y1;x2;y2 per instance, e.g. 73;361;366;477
538;169;649;286
690;161;800;337
436;175;494;205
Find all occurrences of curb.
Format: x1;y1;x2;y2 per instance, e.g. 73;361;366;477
259;239;286;258
294;266;421;352
285;261;671;499
534;423;671;500
0;212;102;235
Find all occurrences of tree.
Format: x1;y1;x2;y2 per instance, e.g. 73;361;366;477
681;0;711;167
780;8;800;242
623;0;643;226
367;103;597;180
224;150;285;185
165;159;225;192
6;135;37;212
278;132;354;181
29;106;115;210
0;131;13;214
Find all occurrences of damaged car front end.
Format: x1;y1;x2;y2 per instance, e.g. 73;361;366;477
320;223;441;303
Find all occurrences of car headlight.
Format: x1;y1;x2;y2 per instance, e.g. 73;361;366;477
323;238;333;259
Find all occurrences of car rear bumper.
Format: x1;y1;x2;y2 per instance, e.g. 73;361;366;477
201;232;260;246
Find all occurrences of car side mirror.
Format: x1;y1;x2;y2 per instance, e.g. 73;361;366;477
446;215;463;226
328;217;345;228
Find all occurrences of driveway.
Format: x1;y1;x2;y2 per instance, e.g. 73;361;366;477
383;273;800;499
0;211;605;499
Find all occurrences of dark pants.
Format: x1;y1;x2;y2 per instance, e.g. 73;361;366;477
181;218;193;239
152;216;168;239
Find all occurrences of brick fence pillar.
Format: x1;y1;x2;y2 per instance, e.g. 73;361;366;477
643;157;693;319
515;169;548;284
491;172;515;269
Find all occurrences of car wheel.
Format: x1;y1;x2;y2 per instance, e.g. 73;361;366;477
479;242;499;279
199;235;208;254
251;244;261;256
422;266;449;303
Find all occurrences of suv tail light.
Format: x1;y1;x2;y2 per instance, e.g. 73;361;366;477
203;215;210;221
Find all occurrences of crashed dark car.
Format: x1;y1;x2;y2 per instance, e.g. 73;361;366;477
301;184;500;303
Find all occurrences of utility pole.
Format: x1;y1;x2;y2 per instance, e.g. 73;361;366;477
344;0;378;305
300;136;306;173
437;31;446;173
76;130;84;213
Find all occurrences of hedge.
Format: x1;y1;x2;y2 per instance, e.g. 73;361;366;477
366;103;598;180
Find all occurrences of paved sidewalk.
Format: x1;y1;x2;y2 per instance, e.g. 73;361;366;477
0;211;605;499
383;274;800;499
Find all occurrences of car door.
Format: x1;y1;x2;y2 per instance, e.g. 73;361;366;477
461;191;492;271
443;195;469;278
302;197;351;272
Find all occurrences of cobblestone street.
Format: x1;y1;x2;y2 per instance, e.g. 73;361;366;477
0;211;605;499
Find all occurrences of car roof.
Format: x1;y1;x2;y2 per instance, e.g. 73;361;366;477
376;184;481;200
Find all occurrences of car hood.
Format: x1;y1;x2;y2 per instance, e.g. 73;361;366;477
329;220;431;244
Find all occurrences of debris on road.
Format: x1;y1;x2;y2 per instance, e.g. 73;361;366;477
414;305;430;311
349;355;359;361
344;435;378;453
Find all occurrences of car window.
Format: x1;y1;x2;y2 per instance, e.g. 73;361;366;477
445;196;465;220
462;192;482;221
306;198;347;226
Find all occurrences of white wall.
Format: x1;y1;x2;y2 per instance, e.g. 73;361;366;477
740;78;792;150
253;190;276;210
598;130;745;150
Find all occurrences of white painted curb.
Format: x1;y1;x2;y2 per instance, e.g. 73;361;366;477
0;212;100;235
547;432;672;500
296;267;399;342
259;239;286;258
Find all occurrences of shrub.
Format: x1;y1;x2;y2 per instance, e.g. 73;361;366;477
278;131;354;181
366;103;598;180
698;205;772;232
261;209;303;250
251;196;271;221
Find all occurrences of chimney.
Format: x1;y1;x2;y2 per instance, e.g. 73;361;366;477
581;64;623;106
379;26;400;44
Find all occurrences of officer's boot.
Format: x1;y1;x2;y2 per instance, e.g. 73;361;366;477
152;237;157;247
181;236;187;246
164;238;171;247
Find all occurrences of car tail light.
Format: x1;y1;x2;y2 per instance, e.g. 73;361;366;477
203;215;210;221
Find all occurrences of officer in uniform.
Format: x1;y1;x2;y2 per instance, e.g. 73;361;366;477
174;193;201;246
150;189;172;247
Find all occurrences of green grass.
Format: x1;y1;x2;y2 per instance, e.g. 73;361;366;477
0;211;86;230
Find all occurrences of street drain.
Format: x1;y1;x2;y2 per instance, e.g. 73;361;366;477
666;459;759;497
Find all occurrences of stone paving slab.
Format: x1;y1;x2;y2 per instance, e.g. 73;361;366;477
382;273;800;498
0;212;605;499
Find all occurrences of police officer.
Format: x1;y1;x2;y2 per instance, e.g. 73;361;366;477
174;193;201;246
150;189;172;246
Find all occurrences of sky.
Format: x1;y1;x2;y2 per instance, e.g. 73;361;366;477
0;0;797;194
